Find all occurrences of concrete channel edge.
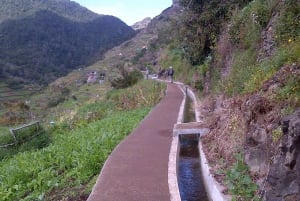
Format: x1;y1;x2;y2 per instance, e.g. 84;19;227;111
167;82;231;201
168;83;186;201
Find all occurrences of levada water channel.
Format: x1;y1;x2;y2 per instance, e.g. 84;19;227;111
178;95;209;201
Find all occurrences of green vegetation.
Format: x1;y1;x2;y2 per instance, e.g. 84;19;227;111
275;0;300;44
168;0;299;199
0;108;150;201
0;101;31;126
271;127;283;143
226;153;259;201
0;0;299;200
0;127;13;146
178;0;251;65
0;80;166;200
0;0;99;23
109;67;144;89
107;80;166;110
228;0;274;46
160;46;191;81
0;127;51;161
0;0;136;87
220;49;257;96
216;0;300;99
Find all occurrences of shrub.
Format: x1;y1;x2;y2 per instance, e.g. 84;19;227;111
276;74;300;104
243;41;300;94
275;0;300;44
221;49;257;96
228;0;274;48
47;95;66;108
109;68;143;89
106;80;166;110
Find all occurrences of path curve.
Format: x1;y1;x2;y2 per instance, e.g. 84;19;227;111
87;83;184;201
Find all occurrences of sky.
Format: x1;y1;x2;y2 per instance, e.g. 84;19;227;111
73;0;173;25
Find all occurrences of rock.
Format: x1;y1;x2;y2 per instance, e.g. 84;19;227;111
172;0;181;7
253;127;268;144
131;17;152;30
264;109;300;201
257;13;278;61
245;146;268;176
242;94;272;123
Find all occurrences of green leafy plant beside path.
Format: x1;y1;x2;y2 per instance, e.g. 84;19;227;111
226;153;259;201
0;79;165;200
0;108;150;201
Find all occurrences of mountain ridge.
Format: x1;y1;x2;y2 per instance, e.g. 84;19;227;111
0;0;100;23
0;0;136;87
0;0;299;200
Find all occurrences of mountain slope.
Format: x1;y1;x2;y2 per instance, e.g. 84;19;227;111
0;0;136;87
0;0;299;199
0;0;99;23
83;1;299;200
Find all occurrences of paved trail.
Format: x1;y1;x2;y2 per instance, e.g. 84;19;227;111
87;83;184;201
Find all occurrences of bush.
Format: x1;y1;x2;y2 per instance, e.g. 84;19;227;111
228;0;274;48
275;0;300;44
107;80;166;110
276;74;300;104
243;41;300;94
47;95;66;107
109;68;143;89
221;48;257;96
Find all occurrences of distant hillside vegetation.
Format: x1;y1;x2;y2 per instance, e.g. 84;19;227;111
0;0;136;87
0;0;99;23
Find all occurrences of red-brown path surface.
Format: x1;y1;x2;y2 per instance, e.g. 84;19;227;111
87;83;184;201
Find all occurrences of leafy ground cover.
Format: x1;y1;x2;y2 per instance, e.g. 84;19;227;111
0;80;166;201
0;107;151;201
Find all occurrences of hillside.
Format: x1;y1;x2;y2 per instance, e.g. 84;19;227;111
75;0;299;200
0;0;99;23
0;0;136;88
0;0;299;200
168;0;299;200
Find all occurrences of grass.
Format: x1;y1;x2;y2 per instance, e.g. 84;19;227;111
0;79;166;200
243;41;300;100
220;48;257;96
0;125;51;160
0;107;151;201
0;127;14;146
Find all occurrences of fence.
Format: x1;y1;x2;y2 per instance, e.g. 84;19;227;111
0;121;41;148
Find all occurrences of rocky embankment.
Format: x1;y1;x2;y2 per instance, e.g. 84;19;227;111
199;63;300;200
265;109;300;201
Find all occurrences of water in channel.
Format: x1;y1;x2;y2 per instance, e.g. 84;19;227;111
178;94;209;201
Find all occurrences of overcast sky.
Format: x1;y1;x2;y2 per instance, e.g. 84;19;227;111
73;0;172;25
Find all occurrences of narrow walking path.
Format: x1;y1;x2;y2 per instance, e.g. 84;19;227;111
87;83;184;201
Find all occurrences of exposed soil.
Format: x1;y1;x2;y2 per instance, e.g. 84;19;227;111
45;185;89;201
